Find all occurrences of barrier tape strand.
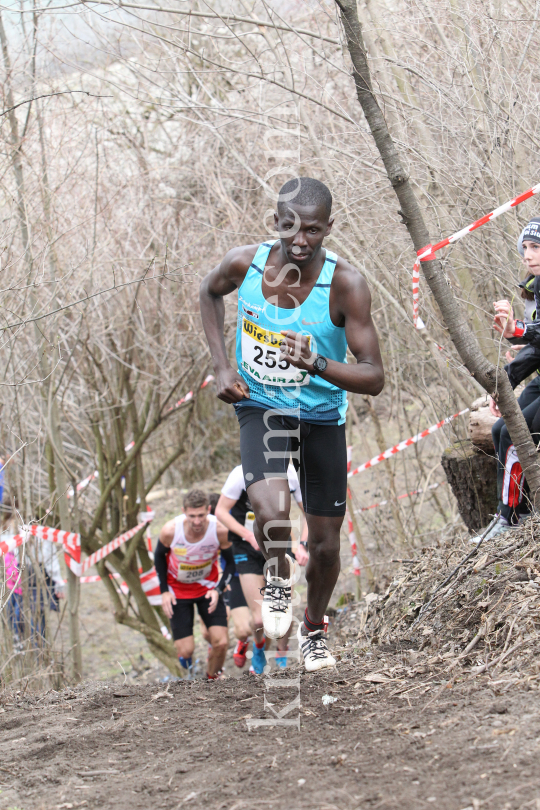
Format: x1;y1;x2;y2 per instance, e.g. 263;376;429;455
348;408;469;477
413;182;540;328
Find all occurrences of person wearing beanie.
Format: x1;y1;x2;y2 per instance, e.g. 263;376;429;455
484;217;540;541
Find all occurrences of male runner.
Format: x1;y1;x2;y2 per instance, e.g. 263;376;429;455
207;492;252;664
215;463;308;673
200;177;384;672
155;488;234;679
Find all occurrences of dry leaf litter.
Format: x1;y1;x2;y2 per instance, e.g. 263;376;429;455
332;515;540;688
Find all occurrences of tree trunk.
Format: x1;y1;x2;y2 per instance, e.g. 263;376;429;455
334;0;540;509
441;442;499;531
468;396;499;454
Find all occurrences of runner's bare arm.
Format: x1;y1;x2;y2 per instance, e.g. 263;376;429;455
279;262;384;395
199;246;258;403
156;523;175;617
216;522;231;549
158;520;175;549
215;495;259;550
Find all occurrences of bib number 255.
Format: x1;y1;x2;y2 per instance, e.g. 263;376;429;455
253;346;290;370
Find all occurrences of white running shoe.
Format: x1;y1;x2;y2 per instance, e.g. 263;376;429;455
297;623;336;672
261;554;294;640
469;519;515;544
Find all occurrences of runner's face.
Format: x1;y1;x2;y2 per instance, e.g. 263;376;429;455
274;203;333;266
523;241;540;274
184;506;210;535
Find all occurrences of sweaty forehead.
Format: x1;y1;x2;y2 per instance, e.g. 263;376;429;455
277;203;328;223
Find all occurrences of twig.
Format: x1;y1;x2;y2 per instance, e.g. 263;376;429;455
410;515;499;630
1;91;112;117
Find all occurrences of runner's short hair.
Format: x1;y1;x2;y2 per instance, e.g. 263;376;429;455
277;177;332;218
183;488;209;510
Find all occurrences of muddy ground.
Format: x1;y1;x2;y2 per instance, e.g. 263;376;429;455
1;642;539;810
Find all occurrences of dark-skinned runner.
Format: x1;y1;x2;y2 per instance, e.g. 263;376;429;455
199;177;384;672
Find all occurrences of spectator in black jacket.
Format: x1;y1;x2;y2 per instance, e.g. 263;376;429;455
486;217;540;540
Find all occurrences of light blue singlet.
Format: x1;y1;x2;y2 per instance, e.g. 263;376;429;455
235;240;348;424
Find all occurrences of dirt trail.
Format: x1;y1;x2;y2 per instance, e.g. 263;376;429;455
1;645;539;810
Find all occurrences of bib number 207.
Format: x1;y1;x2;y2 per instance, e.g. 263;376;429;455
253;346;290;370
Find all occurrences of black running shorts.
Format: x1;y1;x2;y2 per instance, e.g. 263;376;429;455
232;538;296;577
235;405;347;517
223;574;248;610
169;593;228;641
232;537;266;577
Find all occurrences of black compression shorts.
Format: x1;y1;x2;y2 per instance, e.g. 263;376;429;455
222;574;248;610
232;538;296;577
232;537;266;576
235;405;347;517
169;593;228;640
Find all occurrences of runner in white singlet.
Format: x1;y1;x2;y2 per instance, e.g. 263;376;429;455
154;489;234;679
216;464;308;673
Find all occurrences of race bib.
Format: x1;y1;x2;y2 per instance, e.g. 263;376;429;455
176;560;213;583
240;317;310;387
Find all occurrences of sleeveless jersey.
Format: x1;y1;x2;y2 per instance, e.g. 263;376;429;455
235;241;348;424
166;514;220;599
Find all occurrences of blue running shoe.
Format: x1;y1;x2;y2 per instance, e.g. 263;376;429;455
275;654;287;670
251;643;267;674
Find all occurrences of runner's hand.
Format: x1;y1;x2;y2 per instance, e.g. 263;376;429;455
279;331;317;370
216;367;250;404
161;591;176;619
493;300;516;337
489;397;502;419
295;543;309;567
505;344;526;364
242;530;259;551
205;589;219;614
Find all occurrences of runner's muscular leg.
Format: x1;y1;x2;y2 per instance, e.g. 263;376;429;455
230;605;251;641
247;477;292;579
199;616;210;643
174;636;195;660
238;573;266;644
304;514;343;625
207;625;228;676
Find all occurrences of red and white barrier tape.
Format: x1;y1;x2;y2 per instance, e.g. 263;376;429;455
0;530;30;559
348;408;469;477
1;525;82;576
68;568;162;606
413;182;540;328
23;524;81;558
166;374;214;412
354;481;446;513
80;520;151;575
68;376;214;498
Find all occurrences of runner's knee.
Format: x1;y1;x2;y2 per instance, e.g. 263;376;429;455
211;638;228;654
174;638;195;657
234;619;251;639
308;536;341;567
250;503;290;539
